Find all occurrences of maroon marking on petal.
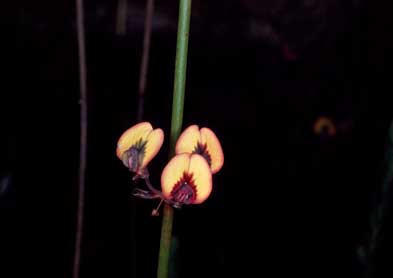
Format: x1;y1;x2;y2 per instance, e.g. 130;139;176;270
193;143;212;166
122;139;148;173
170;172;197;205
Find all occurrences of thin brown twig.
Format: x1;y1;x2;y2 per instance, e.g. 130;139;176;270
116;0;128;36
73;0;88;277
137;0;155;121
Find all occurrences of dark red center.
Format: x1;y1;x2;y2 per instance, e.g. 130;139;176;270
170;172;197;205
193;143;212;166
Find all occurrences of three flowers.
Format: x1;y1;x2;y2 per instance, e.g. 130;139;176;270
116;122;224;208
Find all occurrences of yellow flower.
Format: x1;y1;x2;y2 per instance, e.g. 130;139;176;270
161;153;212;205
116;122;164;176
314;117;336;137
175;125;224;174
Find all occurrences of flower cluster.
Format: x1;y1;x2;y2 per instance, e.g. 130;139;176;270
116;122;224;212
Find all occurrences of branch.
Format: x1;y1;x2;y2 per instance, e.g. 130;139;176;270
73;0;88;277
157;0;192;277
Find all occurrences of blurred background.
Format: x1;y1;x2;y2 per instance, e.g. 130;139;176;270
1;0;393;277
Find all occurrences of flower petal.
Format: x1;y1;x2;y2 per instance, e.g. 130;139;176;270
116;122;153;159
161;153;212;205
176;125;224;173
200;127;224;174
141;128;164;169
188;154;212;204
161;153;190;199
314;117;336;136
175;125;201;154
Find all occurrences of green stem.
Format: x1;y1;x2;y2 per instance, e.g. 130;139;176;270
157;0;192;277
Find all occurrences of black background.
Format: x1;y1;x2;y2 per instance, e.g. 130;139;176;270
1;0;393;277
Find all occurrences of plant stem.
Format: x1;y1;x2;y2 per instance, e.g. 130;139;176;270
158;204;175;277
116;0;128;36
365;120;393;277
74;0;88;277
157;0;192;277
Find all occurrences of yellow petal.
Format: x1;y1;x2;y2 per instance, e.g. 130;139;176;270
161;153;212;205
176;125;224;174
175;125;201;155
200;128;224;174
116;122;153;159
161;153;190;199
313;117;336;136
188;154;212;204
140;128;164;169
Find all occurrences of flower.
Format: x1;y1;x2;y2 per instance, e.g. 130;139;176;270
175;125;224;174
161;153;212;206
116;122;164;176
314;117;336;137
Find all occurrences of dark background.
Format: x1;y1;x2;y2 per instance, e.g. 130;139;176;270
1;0;393;277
